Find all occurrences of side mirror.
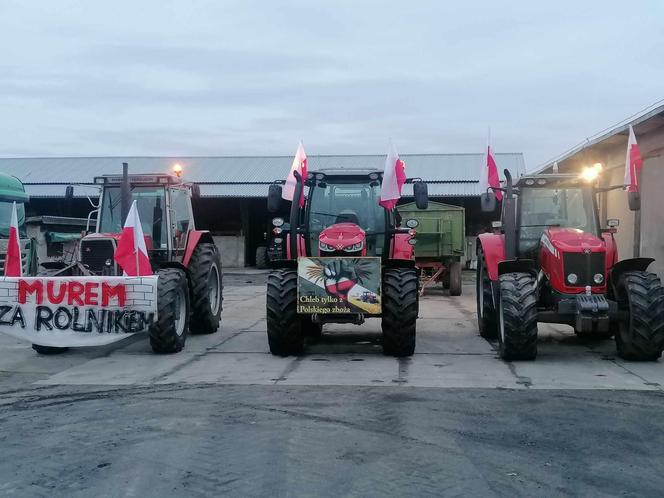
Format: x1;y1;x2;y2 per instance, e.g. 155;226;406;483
628;191;640;211
65;185;74;200
413;181;428;210
191;184;201;200
480;192;497;212
267;184;283;213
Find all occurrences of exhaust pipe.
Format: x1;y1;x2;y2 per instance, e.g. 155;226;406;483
121;162;130;224
289;170;303;260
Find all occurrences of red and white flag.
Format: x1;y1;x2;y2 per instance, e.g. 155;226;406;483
480;140;502;201
5;202;22;277
114;200;152;276
379;142;406;210
282;142;308;207
624;125;643;193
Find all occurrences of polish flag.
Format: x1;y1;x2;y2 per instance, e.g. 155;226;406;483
624;125;643;193
379;142;406;210
114;200;152;276
282;142;308;207
5;202;22;277
480;143;503;201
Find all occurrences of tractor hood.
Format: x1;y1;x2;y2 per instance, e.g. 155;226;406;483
319;223;365;252
544;227;605;253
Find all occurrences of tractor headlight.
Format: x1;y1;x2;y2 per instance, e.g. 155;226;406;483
593;273;604;284
344;242;364;252
272;217;284;227
567;273;578;285
319;242;335;252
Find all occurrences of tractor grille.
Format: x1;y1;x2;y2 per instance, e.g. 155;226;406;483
80;239;115;275
563;252;605;287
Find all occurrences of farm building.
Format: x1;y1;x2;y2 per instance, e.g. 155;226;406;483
0;153;526;267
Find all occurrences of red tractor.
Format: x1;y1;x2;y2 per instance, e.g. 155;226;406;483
35;165;223;355
477;169;664;361
265;167;429;356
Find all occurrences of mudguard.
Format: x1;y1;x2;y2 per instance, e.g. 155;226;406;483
477;233;505;281
391;233;414;261
609;257;655;292
183;230;214;267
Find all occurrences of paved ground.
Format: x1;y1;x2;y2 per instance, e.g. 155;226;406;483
1;271;664;496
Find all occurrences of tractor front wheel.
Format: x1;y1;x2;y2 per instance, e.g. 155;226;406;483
266;269;303;356
255;245;268;269
382;267;419;357
477;249;498;339
188;243;223;334
497;272;538;361
615;271;664;361
149;268;190;354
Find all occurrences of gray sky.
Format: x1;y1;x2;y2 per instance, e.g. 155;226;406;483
1;0;663;169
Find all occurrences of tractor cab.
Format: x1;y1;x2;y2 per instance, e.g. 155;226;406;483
305;169;389;258
512;174;600;258
81;173;197;275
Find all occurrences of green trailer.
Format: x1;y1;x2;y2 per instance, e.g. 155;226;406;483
399;201;465;296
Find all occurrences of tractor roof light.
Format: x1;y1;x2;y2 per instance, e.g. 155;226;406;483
173;163;183;177
580;163;602;182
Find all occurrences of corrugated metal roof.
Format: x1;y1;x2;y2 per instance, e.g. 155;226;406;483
9;153;526;198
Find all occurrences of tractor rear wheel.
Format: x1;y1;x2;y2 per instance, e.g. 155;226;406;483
615;271;664;361
449;261;462;296
266;269;303;356
382;267;419;357
188;243;223;334
149;268;190;354
477;249;498;339
497;272;538;361
255;245;268;269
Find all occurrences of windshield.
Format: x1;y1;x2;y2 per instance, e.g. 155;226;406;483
518;186;597;254
307;181;386;256
0;201;26;238
99;186;168;249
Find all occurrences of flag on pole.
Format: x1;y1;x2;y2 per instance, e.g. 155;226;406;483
282;142;308;207
379;141;406;210
5;202;22;277
480;133;503;200
624;125;643;193
114;200;152;276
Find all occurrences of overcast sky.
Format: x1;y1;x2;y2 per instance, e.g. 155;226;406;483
1;0;663;169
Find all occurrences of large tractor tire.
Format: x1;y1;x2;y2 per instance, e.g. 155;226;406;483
32;344;69;355
614;271;664;361
255;245;268;269
497;272;538;361
266;269;303;356
477;249;498;339
149;268;190;354
382;267;419;357
449;261;462;296
188;243;223;334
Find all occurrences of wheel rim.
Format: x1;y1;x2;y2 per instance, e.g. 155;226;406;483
208;264;221;315
174;286;187;336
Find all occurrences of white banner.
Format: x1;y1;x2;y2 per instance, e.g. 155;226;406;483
0;275;158;347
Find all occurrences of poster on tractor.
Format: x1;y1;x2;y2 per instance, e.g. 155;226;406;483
297;257;381;314
0;276;158;347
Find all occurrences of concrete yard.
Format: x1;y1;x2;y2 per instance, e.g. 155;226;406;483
1;271;664;497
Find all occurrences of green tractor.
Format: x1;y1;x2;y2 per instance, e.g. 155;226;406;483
0;173;37;276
